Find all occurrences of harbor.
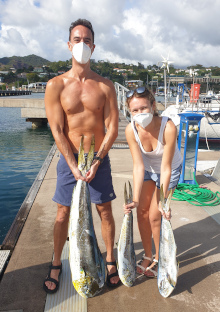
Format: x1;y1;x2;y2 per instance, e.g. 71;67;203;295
0;135;220;311
1;1;220;310
0;98;220;310
0;85;220;311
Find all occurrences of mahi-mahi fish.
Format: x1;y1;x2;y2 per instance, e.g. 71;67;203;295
157;185;178;298
117;181;136;287
68;135;105;298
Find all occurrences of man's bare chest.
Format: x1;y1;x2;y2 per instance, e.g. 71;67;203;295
60;86;106;115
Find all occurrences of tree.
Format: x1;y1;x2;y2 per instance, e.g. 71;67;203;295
26;73;40;83
138;62;145;69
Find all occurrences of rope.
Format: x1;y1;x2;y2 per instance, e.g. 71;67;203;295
172;175;220;206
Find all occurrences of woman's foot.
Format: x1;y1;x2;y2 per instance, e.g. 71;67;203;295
136;255;153;275
144;259;158;278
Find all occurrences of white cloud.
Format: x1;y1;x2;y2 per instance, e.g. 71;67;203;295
0;0;220;67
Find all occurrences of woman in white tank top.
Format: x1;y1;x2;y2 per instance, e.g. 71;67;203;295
124;87;182;278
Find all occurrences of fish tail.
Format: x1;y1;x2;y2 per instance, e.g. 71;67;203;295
78;135;86;172
86;135;95;170
124;182;128;205
124;181;133;205
128;181;133;203
167;188;174;206
160;184;165;205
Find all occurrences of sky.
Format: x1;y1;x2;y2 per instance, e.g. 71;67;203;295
0;0;220;68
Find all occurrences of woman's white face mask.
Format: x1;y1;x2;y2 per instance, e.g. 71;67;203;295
71;42;92;64
133;111;153;129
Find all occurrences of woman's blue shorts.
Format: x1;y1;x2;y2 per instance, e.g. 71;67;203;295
52;153;116;207
144;164;182;190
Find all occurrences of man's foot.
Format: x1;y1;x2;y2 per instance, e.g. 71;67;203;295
144;259;158;278
43;262;62;294
136;255;153;274
106;260;121;287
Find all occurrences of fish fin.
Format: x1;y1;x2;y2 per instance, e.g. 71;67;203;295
124;182;128;205
78;135;86;172
86;135;95;170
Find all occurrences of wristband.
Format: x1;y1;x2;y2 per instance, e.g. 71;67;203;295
93;156;104;164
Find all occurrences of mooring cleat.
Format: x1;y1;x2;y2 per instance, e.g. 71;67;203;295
124;181;133;205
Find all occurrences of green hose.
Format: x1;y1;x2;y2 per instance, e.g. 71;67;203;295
173;178;220;206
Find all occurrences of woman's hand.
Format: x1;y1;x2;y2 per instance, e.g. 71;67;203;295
123;201;139;214
158;201;171;220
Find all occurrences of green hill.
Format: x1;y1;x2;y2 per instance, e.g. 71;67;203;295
0;54;51;69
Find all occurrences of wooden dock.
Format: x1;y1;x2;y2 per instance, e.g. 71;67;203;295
113;111;129;146
0;90;32;96
0;146;220;312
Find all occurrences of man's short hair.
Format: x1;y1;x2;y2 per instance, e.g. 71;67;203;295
69;19;94;42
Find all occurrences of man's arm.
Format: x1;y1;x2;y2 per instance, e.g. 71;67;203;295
45;78;86;181
86;80;119;182
99;79;119;156
160;120;177;196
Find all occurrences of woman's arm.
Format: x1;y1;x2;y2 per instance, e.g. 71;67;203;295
159;120;177;218
160;120;177;195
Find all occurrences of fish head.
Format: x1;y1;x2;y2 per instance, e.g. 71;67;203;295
73;272;103;298
158;276;176;298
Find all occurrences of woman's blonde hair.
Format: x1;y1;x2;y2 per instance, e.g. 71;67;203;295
126;87;158;116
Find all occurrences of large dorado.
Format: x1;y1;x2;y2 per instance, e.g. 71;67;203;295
68;135;105;298
117;181;136;287
157;185;178;298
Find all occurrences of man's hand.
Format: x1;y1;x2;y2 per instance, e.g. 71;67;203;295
72;167;87;182
85;162;99;183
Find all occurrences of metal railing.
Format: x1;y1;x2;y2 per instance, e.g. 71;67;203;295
114;82;130;120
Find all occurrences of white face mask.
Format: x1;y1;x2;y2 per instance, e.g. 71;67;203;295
71;42;92;64
133;112;153;129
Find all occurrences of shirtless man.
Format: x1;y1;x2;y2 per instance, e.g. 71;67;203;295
43;19;120;294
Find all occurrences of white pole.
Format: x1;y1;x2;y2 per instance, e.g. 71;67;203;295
164;68;167;109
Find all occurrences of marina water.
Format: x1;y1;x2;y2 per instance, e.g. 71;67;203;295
0;93;54;244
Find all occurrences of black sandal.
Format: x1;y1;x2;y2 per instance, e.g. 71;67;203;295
106;261;121;288
43;263;62;294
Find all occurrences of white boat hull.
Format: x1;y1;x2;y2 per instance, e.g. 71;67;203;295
161;104;220;142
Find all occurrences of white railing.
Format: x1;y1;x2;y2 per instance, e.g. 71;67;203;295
114;82;130;120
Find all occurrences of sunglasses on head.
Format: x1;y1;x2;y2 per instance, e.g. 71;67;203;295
126;86;147;99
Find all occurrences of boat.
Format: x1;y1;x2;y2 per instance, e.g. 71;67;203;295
161;86;220;142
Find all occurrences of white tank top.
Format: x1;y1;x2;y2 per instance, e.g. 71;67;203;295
131;116;182;173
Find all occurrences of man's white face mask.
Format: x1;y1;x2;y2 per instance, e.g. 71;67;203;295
71;42;92;64
133;111;153;129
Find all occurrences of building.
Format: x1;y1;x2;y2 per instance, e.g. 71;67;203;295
33;67;44;73
125;80;143;88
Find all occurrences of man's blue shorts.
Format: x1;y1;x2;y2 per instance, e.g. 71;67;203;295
144;164;182;190
52;153;116;207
